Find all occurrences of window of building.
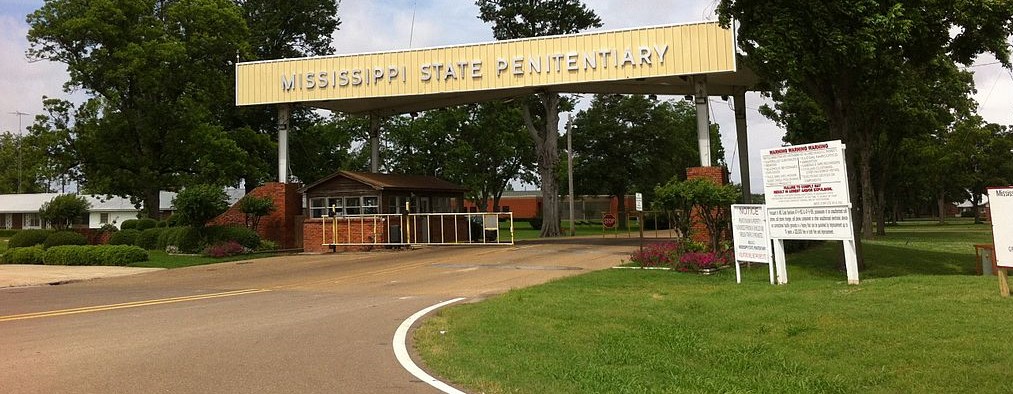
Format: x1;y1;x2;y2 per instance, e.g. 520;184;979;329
362;196;379;215
24;213;42;229
311;196;379;217
100;213;109;224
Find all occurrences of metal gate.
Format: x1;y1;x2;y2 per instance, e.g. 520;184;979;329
319;212;514;247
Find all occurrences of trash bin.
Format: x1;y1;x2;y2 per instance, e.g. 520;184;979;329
389;223;402;244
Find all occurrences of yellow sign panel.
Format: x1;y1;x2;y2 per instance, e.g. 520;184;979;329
236;22;735;107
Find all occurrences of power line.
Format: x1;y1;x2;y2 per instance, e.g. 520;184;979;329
8;111;30;194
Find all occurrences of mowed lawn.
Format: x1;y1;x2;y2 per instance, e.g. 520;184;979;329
416;221;1010;393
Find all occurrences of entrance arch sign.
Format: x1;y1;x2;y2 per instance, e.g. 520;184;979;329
236;22;738;113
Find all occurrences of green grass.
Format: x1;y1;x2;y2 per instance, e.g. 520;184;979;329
129;250;279;269
416;221;1009;393
507;220;662;240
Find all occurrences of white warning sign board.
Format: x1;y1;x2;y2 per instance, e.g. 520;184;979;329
761;140;850;208
988;187;1013;268
731;204;771;263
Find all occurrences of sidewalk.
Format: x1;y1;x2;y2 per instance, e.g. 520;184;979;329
0;265;164;288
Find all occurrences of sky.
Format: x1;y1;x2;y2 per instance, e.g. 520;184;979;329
2;1;1011;193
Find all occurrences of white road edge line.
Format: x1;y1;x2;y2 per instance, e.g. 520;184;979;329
393;297;468;394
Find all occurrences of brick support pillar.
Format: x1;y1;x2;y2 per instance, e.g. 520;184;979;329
209;182;302;249
686;167;729;245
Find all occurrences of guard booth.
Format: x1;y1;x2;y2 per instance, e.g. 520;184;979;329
300;170;514;252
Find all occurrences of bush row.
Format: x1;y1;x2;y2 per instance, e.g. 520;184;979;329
1;245;148;266
156;226;260;254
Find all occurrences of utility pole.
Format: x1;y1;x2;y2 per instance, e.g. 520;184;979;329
10;111;30;194
566;116;575;237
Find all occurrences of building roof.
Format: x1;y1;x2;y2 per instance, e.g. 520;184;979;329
0;189;244;213
301;170;468;193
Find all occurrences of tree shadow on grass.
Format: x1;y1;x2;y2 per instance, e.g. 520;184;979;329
786;241;979;281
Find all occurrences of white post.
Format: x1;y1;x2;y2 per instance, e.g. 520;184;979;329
735;260;742;284
733;89;750;203
277;104;291;183
567;116;575;237
693;76;711;167
773;239;788;284
844;239;860;284
767;243;776;285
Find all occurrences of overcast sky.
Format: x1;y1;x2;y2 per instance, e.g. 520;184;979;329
2;1;1011;193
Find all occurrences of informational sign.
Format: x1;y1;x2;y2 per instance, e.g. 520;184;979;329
602;213;617;229
635;193;643;212
761;140;850;208
731;205;771;263
988;187;1013;268
766;206;854;240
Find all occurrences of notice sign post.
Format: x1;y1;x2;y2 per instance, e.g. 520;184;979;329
987;187;1013;297
731;204;774;284
761;140;859;284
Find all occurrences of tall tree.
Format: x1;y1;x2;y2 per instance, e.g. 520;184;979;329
476;0;602;237
27;0;251;217
718;0;1013;267
228;0;341;190
572;95;723;227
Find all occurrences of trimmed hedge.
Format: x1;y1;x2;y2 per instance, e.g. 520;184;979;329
207;225;260;250
4;246;45;264
135;218;158;231
108;229;141;245
160;226;203;253
0;229;17;237
135;227;166;250
9;229;52;248
43;231;88;249
120;219;139;230
44;245;148;266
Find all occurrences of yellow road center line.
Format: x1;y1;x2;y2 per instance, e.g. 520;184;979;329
0;289;271;323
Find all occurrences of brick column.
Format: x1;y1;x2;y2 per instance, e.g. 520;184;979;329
686;167;729;245
209;182;302;249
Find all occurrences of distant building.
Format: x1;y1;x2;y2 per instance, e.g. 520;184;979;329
462;191;636;220
0;190;244;230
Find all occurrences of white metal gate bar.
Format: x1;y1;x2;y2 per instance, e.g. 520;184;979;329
320;212;514;247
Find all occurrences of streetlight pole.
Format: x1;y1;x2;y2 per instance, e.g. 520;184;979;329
9;111;29;194
566;116;575;237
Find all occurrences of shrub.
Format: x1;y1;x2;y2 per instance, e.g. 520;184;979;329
135;228;166;250
156;220;168;228
6;246;45;264
629;241;680;267
204;241;248;258
120;219;139;230
676;252;728;272
238;195;276;231
39;194;91;230
528;218;543;230
135;218;158;231
43;231;88;249
159;226;203;254
0;229;17;237
207;225;260;250
108;229;141;246
164;214;180;227
44;245;148;266
93;245;148;265
256;240;279;251
9;229;52;248
172;185;229;228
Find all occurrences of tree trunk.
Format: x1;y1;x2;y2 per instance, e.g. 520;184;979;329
972;193;981;224
616;192;627;230
875;183;886;236
858;133;875;239
144;188;160;220
521;93;561;237
937;191;947;224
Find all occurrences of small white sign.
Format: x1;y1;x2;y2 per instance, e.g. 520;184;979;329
988;187;1013;268
731;204;771;263
761;140;850;208
767;206;854;241
635;193;643;211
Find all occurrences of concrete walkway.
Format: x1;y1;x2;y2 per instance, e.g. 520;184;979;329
0;265;164;288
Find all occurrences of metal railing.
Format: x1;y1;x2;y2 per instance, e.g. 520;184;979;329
320;212;514;247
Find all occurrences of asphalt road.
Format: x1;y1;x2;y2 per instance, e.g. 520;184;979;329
0;237;641;393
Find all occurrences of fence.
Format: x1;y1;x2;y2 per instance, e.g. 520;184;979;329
319;212;514;247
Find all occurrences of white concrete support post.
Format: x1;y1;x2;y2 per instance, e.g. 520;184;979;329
773;239;788;284
369;114;381;173
844;239;860;284
277;104;291;183
693;76;711;167
733;88;751;203
566;116;575;237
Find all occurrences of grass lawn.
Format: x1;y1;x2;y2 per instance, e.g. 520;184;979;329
130;250;280;269
507;220;664;241
416;221;1010;393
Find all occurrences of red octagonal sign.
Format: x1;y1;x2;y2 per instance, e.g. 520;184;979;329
602;213;617;229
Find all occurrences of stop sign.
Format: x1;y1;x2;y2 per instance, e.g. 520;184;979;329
602;213;617;229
